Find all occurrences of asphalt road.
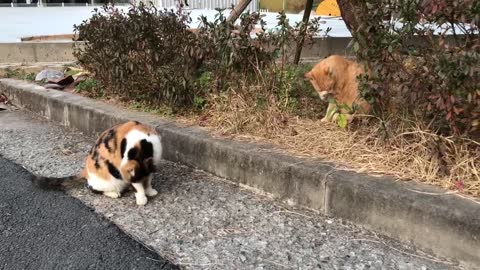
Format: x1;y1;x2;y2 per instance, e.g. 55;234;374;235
0;155;178;270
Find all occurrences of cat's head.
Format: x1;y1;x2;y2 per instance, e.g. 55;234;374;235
121;157;156;181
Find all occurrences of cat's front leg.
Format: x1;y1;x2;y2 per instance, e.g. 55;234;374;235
321;102;337;122
145;174;158;197
131;182;148;206
103;191;121;198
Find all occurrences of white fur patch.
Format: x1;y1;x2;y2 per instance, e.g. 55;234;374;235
132;182;148;206
146;188;158;197
121;128;162;167
318;91;330;100
86;169;128;193
103;191;121;198
145;174;158;197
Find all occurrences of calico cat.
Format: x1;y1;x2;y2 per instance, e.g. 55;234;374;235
32;120;162;206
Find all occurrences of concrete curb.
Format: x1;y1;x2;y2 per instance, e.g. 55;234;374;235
1;79;479;267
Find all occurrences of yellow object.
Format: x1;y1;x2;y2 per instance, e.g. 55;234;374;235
260;0;305;12
315;0;341;16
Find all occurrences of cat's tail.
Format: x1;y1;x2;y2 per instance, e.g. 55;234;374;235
31;169;87;190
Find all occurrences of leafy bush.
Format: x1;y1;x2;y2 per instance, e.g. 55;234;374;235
3;68;35;81
74;3;327;116
350;0;480;137
74;4;197;108
75;78;103;97
24;72;36;81
193;10;324;76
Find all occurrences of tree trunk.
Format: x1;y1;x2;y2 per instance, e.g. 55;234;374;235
337;0;365;34
293;0;315;65
227;0;253;23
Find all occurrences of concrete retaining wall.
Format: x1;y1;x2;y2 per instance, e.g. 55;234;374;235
0;37;350;64
0;42;77;63
0;34;460;64
1;79;479;268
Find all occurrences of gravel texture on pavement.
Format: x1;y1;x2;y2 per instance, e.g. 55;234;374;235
0;110;460;270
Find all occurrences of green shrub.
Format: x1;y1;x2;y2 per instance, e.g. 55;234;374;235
192;10;327;118
24;72;36;81
75;78;103;97
350;0;480;137
3;69;36;82
74;4;327;116
74;3;197;108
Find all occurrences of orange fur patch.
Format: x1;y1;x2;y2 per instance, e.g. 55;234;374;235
306;55;370;120
85;121;157;184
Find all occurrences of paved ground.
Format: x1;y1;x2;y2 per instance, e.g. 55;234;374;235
0;156;177;270
0;109;461;270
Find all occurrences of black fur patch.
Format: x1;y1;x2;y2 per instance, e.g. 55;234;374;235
106;160;122;180
120;138;127;159
130;175;143;183
144;158;156;172
127;148;138;160
94;133;103;148
140;139;154;159
130;172;149;185
130;164;145;183
92;150;100;169
112;133;118;152
133;121;140;125
89;145;95;155
91;138;103;167
129;159;154;184
103;129;117;153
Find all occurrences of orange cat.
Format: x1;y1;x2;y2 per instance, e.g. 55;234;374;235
305;55;370;122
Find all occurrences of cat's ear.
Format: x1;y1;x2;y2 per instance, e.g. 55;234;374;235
304;71;313;80
144;157;156;172
325;66;334;77
127;166;136;177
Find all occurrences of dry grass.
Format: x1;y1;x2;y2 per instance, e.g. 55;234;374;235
180;91;480;198
59;66;480;198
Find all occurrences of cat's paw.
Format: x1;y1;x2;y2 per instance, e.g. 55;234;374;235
136;195;148;206
146;188;158;197
104;191;121;198
331;113;339;122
